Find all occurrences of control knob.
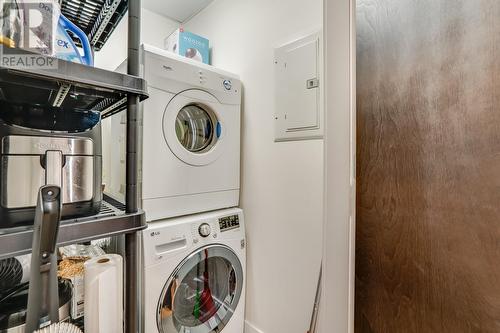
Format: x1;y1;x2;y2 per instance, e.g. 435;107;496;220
199;223;211;238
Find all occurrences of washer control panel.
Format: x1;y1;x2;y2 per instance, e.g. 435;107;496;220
143;208;244;268
218;214;240;232
186;209;244;245
191;221;218;244
198;223;211;237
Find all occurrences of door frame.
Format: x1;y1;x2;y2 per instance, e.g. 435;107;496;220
320;0;356;332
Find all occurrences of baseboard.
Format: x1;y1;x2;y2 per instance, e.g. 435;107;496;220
244;320;265;333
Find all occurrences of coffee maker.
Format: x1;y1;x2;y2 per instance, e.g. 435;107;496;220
0;100;102;227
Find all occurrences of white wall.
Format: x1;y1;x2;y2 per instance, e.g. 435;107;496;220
94;8;179;70
183;1;324;333
319;0;356;332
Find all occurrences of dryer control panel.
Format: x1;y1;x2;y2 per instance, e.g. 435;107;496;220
143;45;241;105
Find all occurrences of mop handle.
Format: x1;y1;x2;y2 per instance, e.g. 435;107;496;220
308;264;322;333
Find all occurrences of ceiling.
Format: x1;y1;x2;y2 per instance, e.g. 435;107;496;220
142;0;215;23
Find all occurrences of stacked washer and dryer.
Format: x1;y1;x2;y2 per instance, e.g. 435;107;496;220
109;45;245;333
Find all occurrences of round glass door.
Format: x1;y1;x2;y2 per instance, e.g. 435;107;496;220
163;90;227;166
157;245;243;333
174;104;219;153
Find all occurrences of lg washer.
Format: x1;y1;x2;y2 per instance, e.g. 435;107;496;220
142;208;246;333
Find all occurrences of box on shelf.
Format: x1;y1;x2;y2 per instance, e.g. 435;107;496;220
164;28;210;64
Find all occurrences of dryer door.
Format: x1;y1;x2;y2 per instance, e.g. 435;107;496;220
157;245;244;333
163;89;228;166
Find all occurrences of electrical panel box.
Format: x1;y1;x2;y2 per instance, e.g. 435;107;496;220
274;32;323;142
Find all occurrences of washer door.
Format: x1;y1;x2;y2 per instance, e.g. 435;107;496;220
163;90;227;166
157;245;244;333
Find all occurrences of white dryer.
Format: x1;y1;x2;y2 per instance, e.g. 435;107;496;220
142;208;246;333
142;45;241;221
106;44;241;221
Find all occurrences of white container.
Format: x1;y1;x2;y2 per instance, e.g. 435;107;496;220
84;254;123;333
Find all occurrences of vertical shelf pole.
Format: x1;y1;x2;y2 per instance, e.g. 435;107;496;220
126;0;140;213
125;232;141;333
125;0;142;332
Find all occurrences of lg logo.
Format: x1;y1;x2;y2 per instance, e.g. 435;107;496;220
150;231;160;237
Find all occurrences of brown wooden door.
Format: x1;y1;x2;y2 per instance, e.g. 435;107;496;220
356;1;500;332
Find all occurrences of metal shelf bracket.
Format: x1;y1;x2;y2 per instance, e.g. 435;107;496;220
52;83;71;107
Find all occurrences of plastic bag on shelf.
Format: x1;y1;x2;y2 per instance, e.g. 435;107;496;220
0;0;59;52
0;0;22;47
59;244;105;260
0;0;93;65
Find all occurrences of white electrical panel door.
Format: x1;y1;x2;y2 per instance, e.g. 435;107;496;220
275;32;323;141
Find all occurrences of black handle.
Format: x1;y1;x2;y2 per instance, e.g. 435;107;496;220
39;186;62;258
